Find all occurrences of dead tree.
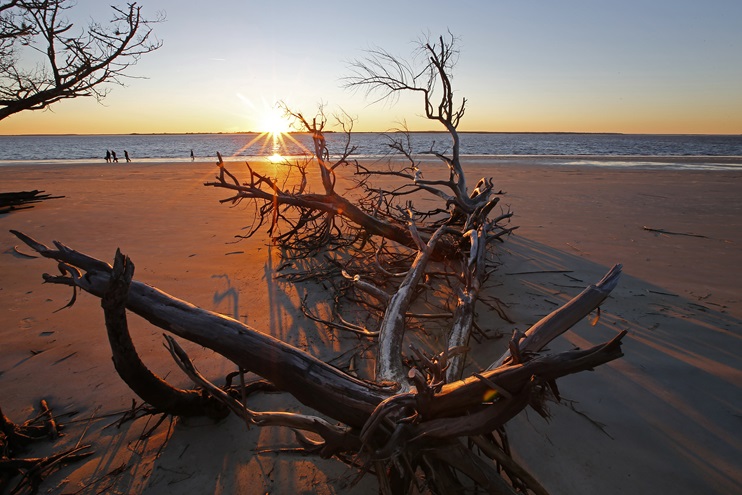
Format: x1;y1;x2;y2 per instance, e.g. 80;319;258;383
203;107;451;257
9;34;629;493
12;230;625;493
206;34;514;384
0;1;162;120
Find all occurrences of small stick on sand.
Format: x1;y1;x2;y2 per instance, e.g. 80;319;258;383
642;226;709;238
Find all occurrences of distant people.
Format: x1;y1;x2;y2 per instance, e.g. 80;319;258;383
216;151;224;167
111;150;118;163
105;150;111;163
124;150;131;162
190;149;195;161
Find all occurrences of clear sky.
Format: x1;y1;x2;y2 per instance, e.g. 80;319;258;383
2;0;741;135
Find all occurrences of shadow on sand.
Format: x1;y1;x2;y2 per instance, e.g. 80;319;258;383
68;234;741;495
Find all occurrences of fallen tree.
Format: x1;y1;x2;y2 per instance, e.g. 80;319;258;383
205;35;516;384
7;34;628;494
11;230;624;493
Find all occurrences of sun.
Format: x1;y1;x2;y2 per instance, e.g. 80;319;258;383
260;107;291;136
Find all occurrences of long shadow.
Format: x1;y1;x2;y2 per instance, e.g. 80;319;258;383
69;248;374;495
73;234;741;495
211;273;240;320
263;245;357;363
470;235;742;495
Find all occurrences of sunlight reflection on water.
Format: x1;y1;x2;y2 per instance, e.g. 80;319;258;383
1;133;741;170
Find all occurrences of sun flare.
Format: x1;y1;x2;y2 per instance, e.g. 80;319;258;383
260;107;291;136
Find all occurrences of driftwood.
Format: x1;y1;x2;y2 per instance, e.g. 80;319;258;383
12;230;625;493
101;250;229;419
203;37;516;410
489;264;623;370
0;190;63;214
0;403;93;494
6;35;630;495
642;225;709;238
11;230;390;429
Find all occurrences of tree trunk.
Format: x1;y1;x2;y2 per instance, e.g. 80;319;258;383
12;231;626;433
102;250;228;418
12;231;391;428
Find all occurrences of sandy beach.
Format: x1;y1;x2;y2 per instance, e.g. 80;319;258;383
1;158;741;494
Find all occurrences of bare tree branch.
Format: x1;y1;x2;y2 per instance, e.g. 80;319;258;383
0;1;163;120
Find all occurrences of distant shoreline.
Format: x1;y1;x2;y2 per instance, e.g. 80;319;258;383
1;155;741;171
2;133;740;163
2;131;741;138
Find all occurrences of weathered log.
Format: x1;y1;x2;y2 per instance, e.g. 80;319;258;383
376;223;451;387
445;223;490;382
488;263;623;370
12;230;625;435
11;230;391;429
360;331;626;452
102;250;228;418
420;330;626;427
164;335;362;458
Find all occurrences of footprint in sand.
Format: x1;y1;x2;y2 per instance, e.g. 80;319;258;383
19;316;34;329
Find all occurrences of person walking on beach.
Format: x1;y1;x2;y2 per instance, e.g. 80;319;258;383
111;150;118;163
105;150;111;163
124;150;131;162
190;149;195;161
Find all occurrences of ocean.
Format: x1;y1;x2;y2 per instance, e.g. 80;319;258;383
1;132;741;170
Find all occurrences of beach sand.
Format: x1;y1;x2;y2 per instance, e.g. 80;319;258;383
1;158;740;494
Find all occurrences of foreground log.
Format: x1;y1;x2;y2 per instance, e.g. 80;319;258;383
101;250;228;419
12;230;626;493
11;230;391;428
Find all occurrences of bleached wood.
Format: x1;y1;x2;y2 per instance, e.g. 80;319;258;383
488;264;623;370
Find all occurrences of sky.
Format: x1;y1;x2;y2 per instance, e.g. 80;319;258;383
1;0;741;135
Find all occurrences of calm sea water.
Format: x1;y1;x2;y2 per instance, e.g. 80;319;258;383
1;132;741;169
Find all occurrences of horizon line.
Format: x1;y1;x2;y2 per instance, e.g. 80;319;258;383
2;130;741;137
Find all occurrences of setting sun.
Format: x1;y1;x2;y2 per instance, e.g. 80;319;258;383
260;107;291;136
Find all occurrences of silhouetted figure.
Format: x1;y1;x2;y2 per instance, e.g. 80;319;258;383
124;150;131;162
105;150;111;163
111;150;118;163
190;149;195;161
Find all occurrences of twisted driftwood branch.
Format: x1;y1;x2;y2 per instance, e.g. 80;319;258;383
11;230;390;429
12;230;627;494
101;250;228;418
12;230;625;429
489;263;623;370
